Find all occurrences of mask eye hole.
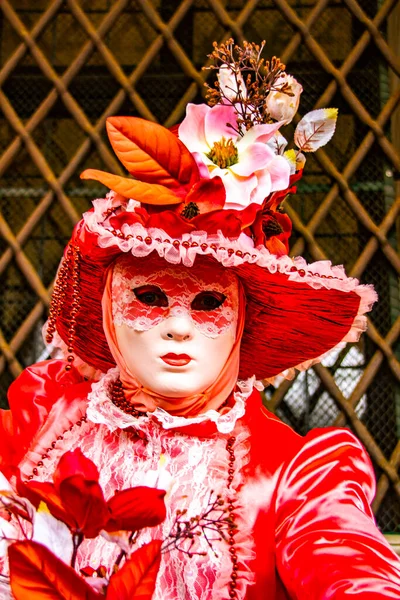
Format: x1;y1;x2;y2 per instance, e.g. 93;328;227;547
133;285;168;307
191;291;226;311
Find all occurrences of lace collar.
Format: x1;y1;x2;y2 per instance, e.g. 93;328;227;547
86;367;262;435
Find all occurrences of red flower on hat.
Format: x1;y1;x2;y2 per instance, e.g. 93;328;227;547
106;175;260;239
251;208;292;256
250;169;303;255
19;449;166;538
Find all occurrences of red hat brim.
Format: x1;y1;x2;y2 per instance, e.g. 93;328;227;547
52;205;376;382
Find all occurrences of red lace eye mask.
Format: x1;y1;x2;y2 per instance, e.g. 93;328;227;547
111;255;239;338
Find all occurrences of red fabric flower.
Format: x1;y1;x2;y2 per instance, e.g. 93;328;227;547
104;177;258;239
182;177;226;214
109;208;148;230
251;208;292;256
191;203;259;238
248;169;302;255
98;167;299;243
19;449;166;538
146;210;196;235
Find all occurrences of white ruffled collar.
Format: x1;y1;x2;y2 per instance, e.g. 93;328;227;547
86;367;262;435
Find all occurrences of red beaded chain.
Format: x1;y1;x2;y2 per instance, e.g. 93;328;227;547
105;225;341;280
66;245;81;371
111;378;145;418
46;244;82;372
46;246;72;345
226;436;239;598
27;414;87;481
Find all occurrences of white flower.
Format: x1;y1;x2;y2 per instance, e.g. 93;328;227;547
265;74;303;124
218;65;247;102
32;503;73;564
0;517;19;557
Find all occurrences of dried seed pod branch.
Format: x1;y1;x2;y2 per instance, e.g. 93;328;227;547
204;39;289;135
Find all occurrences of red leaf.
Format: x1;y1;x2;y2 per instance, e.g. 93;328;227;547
20;481;73;529
59;477;109;538
106;540;162;600
80;169;184;206
106;117;199;189
184;177;225;214
106;487;166;533
9;541;100;600
53;449;99;489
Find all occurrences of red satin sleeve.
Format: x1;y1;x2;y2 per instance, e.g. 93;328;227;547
275;428;400;598
0;360;92;477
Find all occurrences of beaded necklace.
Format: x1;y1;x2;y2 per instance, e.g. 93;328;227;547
110;377;145;418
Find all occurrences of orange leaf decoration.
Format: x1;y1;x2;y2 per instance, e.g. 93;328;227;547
106;540;162;600
9;541;100;600
106;117;199;189
80;169;183;206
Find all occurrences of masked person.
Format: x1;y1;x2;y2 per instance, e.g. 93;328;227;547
1;41;400;599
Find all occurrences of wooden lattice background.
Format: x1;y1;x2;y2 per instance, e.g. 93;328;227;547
0;0;399;533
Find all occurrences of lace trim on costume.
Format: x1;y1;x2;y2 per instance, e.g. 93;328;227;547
86;367;136;431
112;258;238;338
83;193;378;381
153;377;261;434
87;368;260;435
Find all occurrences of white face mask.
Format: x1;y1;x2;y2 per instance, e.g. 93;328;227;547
112;256;240;398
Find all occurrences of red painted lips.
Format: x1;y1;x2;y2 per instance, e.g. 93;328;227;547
161;353;192;366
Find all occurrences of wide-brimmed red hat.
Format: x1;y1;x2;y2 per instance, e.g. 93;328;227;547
46;40;377;383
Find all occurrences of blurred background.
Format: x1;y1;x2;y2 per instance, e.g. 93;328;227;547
0;0;399;534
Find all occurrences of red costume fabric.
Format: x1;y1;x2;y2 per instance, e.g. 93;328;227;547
2;359;400;599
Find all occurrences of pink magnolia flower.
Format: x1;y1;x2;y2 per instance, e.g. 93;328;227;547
178;103;291;211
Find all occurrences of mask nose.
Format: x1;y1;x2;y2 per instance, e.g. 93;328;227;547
162;315;194;341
